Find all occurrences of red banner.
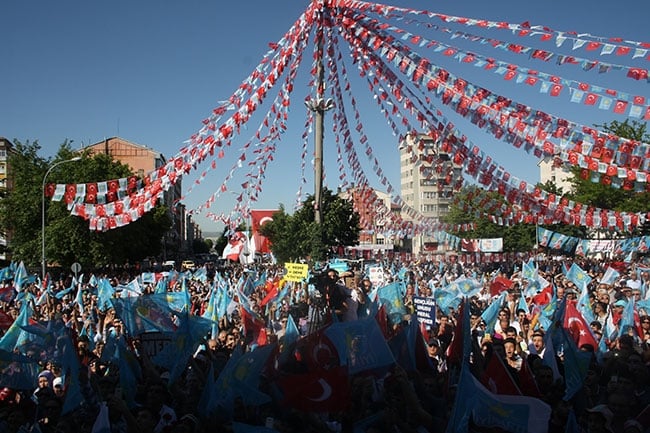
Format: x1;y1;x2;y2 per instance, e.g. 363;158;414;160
250;209;277;254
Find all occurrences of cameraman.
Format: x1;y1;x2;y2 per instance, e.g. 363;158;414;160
320;269;356;322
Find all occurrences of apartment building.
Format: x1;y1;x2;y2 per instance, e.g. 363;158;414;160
399;133;462;255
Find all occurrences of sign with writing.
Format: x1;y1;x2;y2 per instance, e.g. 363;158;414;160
284;262;309;282
139;331;173;358
413;296;436;326
366;265;385;288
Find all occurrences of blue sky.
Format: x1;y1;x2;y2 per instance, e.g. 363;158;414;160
2;0;648;234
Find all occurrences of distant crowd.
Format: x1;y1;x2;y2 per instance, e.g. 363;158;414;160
0;253;648;432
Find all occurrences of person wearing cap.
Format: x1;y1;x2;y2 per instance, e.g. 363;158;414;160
52;377;65;400
530;330;546;357
425;336;447;374
585;404;615;433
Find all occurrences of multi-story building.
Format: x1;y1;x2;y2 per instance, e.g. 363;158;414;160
339;185;400;252
399;133;462;256
83;137;186;260
0;138;13;263
538;156;573;194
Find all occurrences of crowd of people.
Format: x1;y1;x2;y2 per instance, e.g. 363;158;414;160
0;252;648;433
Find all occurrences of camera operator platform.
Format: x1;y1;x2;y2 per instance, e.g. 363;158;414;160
309;268;356;332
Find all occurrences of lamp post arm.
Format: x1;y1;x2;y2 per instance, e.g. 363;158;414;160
41;157;81;279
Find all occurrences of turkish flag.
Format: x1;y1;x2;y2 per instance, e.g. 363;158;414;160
518;357;542;398
584;93;599;105
0;310;13;330
275;365;351;412
614;100;629;114
250;209;277;254
290;327;340;371
550;84;563;97
490;276;514;296
563;301;598;350
480;354;521;396
240;306;266;345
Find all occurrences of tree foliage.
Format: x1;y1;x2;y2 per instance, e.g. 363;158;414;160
444;120;649;251
566;120;650;235
260;188;360;264
0;140;171;272
443;186;536;252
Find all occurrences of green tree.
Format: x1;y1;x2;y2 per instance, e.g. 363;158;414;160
192;238;211;255
260;188;360;263
443;186;536;252
535;180;587;241
568;119;650;235
0;140;171;272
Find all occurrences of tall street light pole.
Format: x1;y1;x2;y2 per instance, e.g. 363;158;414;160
42;157;81;279
305;0;334;225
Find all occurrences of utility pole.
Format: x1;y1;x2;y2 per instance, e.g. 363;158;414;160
305;0;334;224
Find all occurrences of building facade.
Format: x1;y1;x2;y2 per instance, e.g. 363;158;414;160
84;137;186;260
339;186;399;250
399;133;462;256
0;138;13;263
538;156;573;194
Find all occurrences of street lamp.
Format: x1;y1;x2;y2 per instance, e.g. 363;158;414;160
41;157;81;279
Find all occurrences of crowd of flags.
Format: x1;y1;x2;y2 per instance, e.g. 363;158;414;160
0;256;644;431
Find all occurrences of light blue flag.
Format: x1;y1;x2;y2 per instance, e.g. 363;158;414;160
117;337;141;408
566;263;592;291
100;328;119;365
0;349;39;390
0;265;13;282
541;329;562;382
556;327;591;401
397;266;408;282
202;286;218;339
377;281;407;324
208;344;276;419
454;277;483;298
388;316;419;372
522;258;538;281
596;331;609;364
600;266;620;286
481;291;507;334
55;277;77;300
517;290;529;316
324;317;396;375
153;312;212;385
13;261;29;292
91;402;111;433
577;283;595;325
74;284;84;315
60;334;84;415
151;291;190;314
192;266;208;283
434;281;462;316
604;311;619;342
216;285;231;319
96;278;115;312
283;314;299;349
141;272;156;284
0;302;30;352
619;298;636;336
206;346;242;419
565;409;581;433
154;276;168;294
